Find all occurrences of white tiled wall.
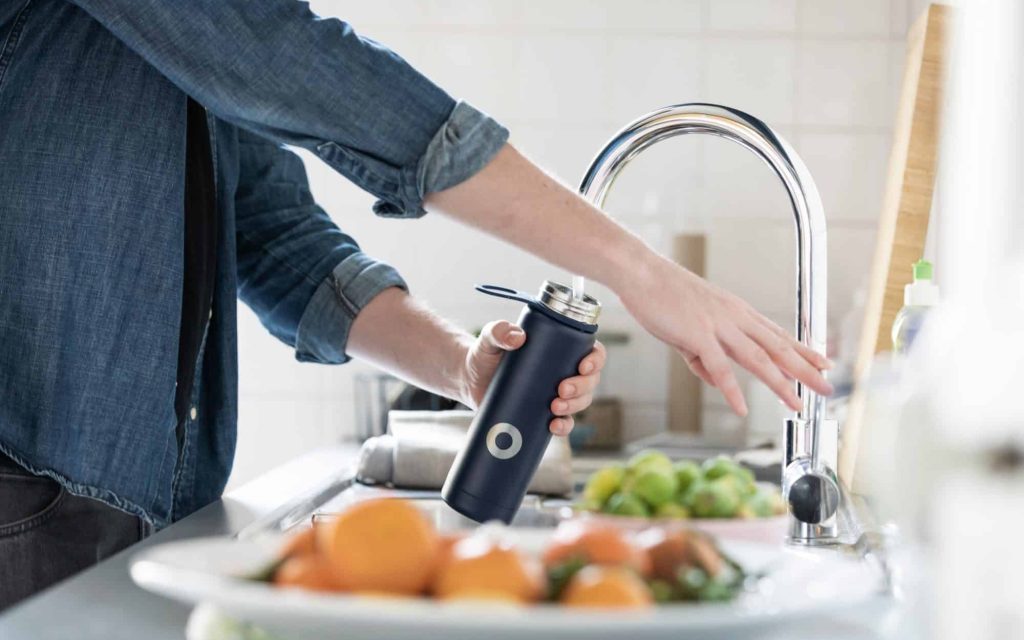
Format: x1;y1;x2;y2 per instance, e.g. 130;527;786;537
230;0;935;486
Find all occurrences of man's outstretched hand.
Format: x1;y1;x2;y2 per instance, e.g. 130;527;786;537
619;255;834;416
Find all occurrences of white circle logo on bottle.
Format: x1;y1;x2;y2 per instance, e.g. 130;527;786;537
485;423;523;460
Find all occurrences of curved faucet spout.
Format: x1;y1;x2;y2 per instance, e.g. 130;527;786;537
577;104;839;544
577;103;827;427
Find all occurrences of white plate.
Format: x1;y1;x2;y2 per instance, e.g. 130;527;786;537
576;513;790;544
130;530;882;640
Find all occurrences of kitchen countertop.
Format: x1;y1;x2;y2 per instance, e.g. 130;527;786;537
0;443;912;640
0;444;362;640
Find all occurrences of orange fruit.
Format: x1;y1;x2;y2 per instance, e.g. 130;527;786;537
278;526;317;560
433;534;543;603
542;521;651;576
317;498;440;595
560;566;654;609
436;533;465;567
274;554;343;593
352;591;415;600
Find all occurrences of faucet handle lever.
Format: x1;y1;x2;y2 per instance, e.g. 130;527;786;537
785;466;841;524
783;418;842;539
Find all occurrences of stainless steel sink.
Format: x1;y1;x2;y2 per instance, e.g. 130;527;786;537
233;472;572;540
312;484;569;532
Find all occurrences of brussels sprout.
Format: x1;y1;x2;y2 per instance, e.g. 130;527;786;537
672;460;702;496
737;470;757;497
624;467;678;508
703;456;757;493
627;449;673;475
700;454;757;483
582;465;625;505
766;486;787;515
701;455;738;480
604;491;650;518
713;474;754;500
575;497;605;513
735;503;757;519
688;478;742;518
654;502;690;519
741;488;775;518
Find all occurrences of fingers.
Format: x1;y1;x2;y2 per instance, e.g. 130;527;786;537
697;342;748;416
477;320;525;355
558;372;601;399
720;328;802;412
752;313;833;371
746;321;834;397
682;351;717;387
552;393;593;416
578;340;607;375
552;341;604;414
549;415;574;437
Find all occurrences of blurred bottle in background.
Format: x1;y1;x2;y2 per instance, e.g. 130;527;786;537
891;260;940;355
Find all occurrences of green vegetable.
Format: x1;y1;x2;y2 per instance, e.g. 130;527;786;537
713;474;755;500
697;577;739;602
677;566;709;600
575;497;604;513
675;565;744;602
672;460;702;496
741;488;774;518
604;491;650;517
627;449;673;475
701;455;738;480
624;467;678;508
735;503;756;519
702;456;757;495
546;557;588;601
740;485;786;518
648;579;674;603
654;502;690;519
582;465;625;505
688;478;742;518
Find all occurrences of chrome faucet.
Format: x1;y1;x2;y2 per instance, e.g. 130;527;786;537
577;104;841;545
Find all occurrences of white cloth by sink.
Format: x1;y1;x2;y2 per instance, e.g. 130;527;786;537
356;410;573;496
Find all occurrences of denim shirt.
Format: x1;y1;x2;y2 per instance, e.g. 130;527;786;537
0;0;508;527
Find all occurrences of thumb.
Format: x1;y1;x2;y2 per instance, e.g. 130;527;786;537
478;320;525;355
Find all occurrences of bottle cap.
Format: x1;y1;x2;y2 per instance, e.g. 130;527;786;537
905;260;940;307
538;281;601;325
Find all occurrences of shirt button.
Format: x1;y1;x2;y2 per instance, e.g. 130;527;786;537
190;406;198;421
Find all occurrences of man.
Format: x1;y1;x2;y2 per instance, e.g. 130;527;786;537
0;0;832;609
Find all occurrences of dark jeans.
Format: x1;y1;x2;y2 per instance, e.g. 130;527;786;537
0;452;150;612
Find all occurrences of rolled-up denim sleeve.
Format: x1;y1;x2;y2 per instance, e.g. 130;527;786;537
293;254;406;363
70;0;509;217
236;129;405;364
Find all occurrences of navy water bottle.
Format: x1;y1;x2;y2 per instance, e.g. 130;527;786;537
442;280;600;523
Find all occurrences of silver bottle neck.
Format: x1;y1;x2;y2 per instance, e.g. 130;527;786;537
538;281;600;325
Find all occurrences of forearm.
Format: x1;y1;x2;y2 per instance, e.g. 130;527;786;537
347;288;473;405
424;144;661;295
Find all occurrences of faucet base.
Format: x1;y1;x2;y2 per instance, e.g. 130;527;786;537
787;520;840;546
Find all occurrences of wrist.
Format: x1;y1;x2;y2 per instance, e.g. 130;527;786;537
601;233;663;298
450;333;476;407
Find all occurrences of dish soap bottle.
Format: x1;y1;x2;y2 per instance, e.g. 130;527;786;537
892;259;940;354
